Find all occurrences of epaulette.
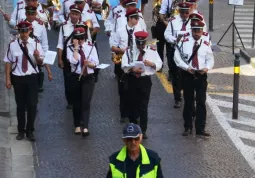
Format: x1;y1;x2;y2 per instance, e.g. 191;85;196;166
117;10;122;13
116;14;121;19
169;17;175;22
138;10;142;13
198;11;203;15
64;0;69;2
203;32;209;36
87;10;92;13
87;41;93;46
35;18;44;25
139;15;143;19
10;39;15;44
39;10;45;13
34;38;40;43
183;32;190;37
204;41;209;46
182;38;189;42
17;1;23;4
150;46;156;51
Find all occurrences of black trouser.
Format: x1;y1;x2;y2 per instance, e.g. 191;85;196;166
63;70;73;105
166;45;182;101
12;74;38;133
127;75;152;133
114;63;123;77
182;71;208;132
70;74;95;128
156;20;168;63
118;74;129;118
38;66;44;89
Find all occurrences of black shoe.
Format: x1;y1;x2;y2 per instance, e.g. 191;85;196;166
66;104;72;109
26;132;36;142
196;131;211;137
16;132;25;140
142;133;148;139
174;101;181;108
182;129;192;136
82;129;90;137
38;88;44;92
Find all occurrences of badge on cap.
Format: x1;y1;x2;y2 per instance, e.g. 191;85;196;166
127;126;134;133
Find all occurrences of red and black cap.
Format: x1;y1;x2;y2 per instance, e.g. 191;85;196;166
191;21;205;29
25;6;37;14
189;13;203;21
123;0;137;6
178;2;192;10
69;4;82;13
134;31;149;45
125;8;139;17
17;21;32;32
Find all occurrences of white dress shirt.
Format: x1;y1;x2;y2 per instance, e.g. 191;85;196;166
57;20;79;50
174;36;214;71
104;4;125;32
10;2;50;29
4;37;44;76
66;41;99;74
159;0;172;14
164;15;191;44
31;20;49;53
109;25;142;49
58;0;75;23
121;46;162;76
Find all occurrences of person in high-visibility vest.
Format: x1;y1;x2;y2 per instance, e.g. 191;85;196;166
106;123;163;178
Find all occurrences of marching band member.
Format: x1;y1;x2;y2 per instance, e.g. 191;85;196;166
4;21;44;141
58;0;75;23
3;0;51;30
24;6;52;92
109;8;142;123
121;31;162;139
156;0;172;67
74;0;100;42
104;0;125;36
66;27;99;135
164;2;192;108
174;21;214;137
57;4;82;109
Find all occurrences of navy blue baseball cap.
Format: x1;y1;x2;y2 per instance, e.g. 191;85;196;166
122;123;142;138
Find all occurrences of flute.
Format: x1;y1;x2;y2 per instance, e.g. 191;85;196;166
78;41;96;81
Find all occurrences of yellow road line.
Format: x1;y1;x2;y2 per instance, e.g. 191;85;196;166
156;72;255;96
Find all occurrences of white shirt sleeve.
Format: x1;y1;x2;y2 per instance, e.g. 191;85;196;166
164;21;176;43
57;26;64;49
174;46;189;70
88;47;99;66
149;50;163;71
138;14;147;32
121;50;132;73
104;8;114;32
91;11;100;28
159;0;172;15
9;6;19;27
41;25;49;53
205;46;214;70
109;31;120;48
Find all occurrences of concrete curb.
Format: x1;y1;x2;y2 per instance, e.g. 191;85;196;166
240;49;255;68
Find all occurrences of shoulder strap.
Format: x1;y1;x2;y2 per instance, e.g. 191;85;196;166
188;39;202;64
17;39;38;73
170;21;174;36
126;48;131;64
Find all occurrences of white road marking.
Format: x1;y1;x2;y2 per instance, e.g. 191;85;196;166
207;94;255;170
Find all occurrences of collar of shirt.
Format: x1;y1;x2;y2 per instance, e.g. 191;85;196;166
67;20;79;27
18;37;34;46
126;25;134;31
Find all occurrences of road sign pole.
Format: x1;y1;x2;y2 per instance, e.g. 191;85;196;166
209;0;214;31
232;54;240;120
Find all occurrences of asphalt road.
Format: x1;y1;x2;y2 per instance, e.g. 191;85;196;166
34;23;254;178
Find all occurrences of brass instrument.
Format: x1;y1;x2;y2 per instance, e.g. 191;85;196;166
112;52;123;64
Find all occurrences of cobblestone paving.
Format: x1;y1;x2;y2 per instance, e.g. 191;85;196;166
33;27;255;177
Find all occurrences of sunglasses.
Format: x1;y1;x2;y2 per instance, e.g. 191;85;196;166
18;29;30;33
131;15;139;20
